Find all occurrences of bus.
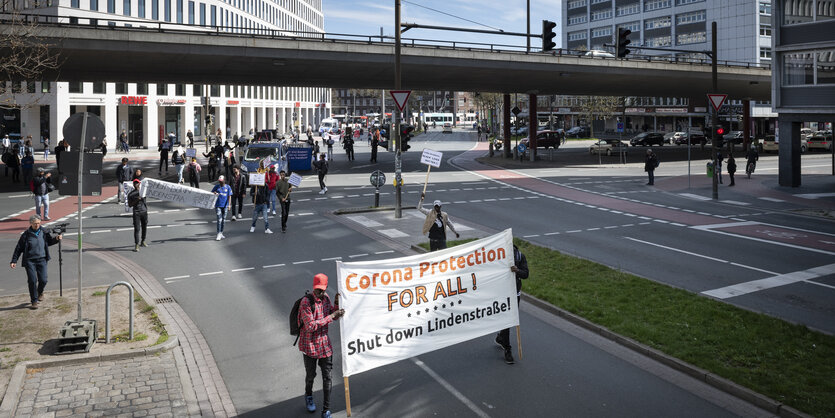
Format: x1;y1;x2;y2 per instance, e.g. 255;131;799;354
421;112;454;126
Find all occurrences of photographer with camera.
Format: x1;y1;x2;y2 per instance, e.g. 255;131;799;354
10;215;63;309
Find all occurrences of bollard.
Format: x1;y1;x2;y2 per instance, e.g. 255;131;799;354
374;188;380;207
105;281;134;343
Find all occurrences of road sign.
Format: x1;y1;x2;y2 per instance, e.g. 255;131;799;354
517;143;527;153
390;90;411;112
62;112;105;150
617;122;624;133
370;170;386;188
420;149;443;168
511;106;522;116
707;94;728;112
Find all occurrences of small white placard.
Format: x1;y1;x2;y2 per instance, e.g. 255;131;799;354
185;148;197;158
420;149;443;168
288;173;303;187
249;173;265;186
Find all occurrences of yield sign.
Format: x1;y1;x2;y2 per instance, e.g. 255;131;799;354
390;90;412;112
707;94;728;112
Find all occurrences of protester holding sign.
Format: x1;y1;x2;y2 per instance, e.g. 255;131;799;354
495;245;528;364
212;176;232;241
249;178;272;234
418;193;459;251
298;273;344;418
172;146;186;184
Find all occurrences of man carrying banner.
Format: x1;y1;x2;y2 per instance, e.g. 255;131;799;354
418;193;459;251
495;245;528;364
298;273;344;418
128;179;148;252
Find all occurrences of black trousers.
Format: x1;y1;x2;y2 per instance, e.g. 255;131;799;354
370;147;377;162
429;239;447;252
280;199;291;229
207;166;216;181
231;193;244;217
159;156;168;172
133;211;147;244
345;147;354;161
497;295;522;350
303;354;332;410
318;173;326;190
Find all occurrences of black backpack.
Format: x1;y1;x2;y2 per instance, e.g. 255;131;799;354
289;292;314;346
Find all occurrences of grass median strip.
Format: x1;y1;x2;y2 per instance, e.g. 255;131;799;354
421;238;835;416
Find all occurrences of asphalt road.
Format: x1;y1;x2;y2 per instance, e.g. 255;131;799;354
1;128;832;416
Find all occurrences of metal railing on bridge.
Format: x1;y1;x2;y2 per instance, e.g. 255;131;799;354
1;13;771;70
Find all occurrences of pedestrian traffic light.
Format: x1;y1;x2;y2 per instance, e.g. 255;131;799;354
400;124;414;152
714;126;725;146
616;28;632;58
542;20;557;52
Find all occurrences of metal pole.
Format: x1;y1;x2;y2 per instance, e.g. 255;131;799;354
76;113;87;322
394;0;402;219
526;0;530;53
711;21;719;200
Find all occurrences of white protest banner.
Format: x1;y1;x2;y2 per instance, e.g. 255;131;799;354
121;182;133;213
139;178;217;209
420;149;443;168
288;173;302;187
185;148;197;158
249;173;265;186
337;229;517;377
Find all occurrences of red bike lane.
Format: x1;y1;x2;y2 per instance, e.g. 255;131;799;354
0;185;118;236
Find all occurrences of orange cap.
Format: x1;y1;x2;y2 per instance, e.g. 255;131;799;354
313;273;328;290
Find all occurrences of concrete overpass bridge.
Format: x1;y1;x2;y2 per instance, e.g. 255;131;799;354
6;21;772;102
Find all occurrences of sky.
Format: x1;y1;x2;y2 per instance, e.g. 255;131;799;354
322;0;562;51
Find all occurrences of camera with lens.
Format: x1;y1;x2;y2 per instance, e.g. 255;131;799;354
51;222;69;235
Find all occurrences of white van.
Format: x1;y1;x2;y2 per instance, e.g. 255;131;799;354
318;119;338;135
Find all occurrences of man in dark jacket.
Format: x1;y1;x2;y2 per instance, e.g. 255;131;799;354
116;158;132;203
229;165;247;220
128;179;148;252
32;168;52;221
644;149;658;186
10;215;62;309
158;138;170;176
494;245;529;364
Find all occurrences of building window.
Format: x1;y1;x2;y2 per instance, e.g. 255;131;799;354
645;16;671;30
676;31;706;45
817;49;835;84
591;26;612;38
176;84;185;96
646;35;672;47
616;3;640;16
123;0;130;15
90;0;98;10
211;85;220;96
188;1;194;24
211;4;216;26
618;21;640;33
164;0;170;21
151;0;157;19
568;14;588;25
676;0;704;4
177;0;183;23
93;82;105;94
69;82;82;93
590;0;608;4
567;0;587;8
645;0;671;12
116;83;127;94
138;0;145;17
27;82;36;93
590;9;612;21
784;0;835;24
760;47;772;59
71;0;79;7
782;51;814;85
759;23;771;36
157;83;167;95
192;84;201;96
199;2;205;25
759;1;771;15
137;83;148;95
107;0;115;13
568;30;587;41
676;10;706;25
41;82;50;93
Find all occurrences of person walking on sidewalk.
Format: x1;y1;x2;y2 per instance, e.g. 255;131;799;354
494;244;529;365
173;146;186;184
188;157;202;188
229;165;247;221
115;158;132;203
298;273;344;418
343;127;354;161
186;129;194;148
10;215;62;309
277;170;292;233
727;154;737;186
21;150;34;187
644;149;658;186
31;168;53;220
158;138;170;176
313;154;328;194
119;129;129;153
212;175;232;240
370;129;379;162
6;148;20;183
128;179;148;252
418;193;459;251
250;180;272;234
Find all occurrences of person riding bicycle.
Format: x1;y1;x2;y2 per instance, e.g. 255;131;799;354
745;144;759;177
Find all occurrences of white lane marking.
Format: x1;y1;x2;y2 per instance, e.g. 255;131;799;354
378;229;408;238
523;234;540;238
566;230;582;233
90;230;111;234
544;232;560;235
806;280;835;291
322;257;342;261
758;197;785;202
116;227;133;231
374;250;395;255
702;263;835;299
691;222;835;256
721;200;751;206
348;253;369;258
164;209;181;212
199;271;223;276
164;275;190;281
293;260;314;265
346;215;383;228
624;237;778;275
263;263;285;268
147;225;162;229
8;194;29;198
411;358;490;418
679;193;711;201
794;192;835;199
230;267;254;272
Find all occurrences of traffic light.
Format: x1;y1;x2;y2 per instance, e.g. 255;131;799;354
616;28;632;58
713;126;725;146
542;20;557;52
400;124;414;152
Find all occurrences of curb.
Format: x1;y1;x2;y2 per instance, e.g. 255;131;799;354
0;336;179;417
521;293;810;418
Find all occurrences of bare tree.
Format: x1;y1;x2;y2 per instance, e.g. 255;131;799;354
579;95;619;138
0;3;63;110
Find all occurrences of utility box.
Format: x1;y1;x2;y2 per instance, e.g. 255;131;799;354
56;319;97;354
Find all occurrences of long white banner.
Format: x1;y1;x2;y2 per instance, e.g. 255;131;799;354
337;229;518;377
139;178;218;209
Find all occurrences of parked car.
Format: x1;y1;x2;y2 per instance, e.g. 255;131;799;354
671;132;689;145
566;126;591;138
759;134;808;153
442;122;453;133
629;132;665;146
663;132;676;144
589;139;628;156
519;130;565;149
510;125;529;136
725;131;744;144
687;130;706;145
807;131;832;151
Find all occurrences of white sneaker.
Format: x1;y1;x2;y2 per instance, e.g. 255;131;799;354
265;229;273;234
237;214;242;219
324;187;328;193
220;232;225;239
319;189;325;195
249;227;255;233
271;210;276;215
216;233;222;241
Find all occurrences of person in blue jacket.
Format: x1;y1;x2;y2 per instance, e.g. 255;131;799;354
10;215;62;309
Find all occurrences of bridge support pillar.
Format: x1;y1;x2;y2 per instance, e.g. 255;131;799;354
742;99;751;150
503;94;511;158
529;93;537;161
778;116;802;187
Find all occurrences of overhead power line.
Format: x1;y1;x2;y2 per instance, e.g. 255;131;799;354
401;0;505;32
